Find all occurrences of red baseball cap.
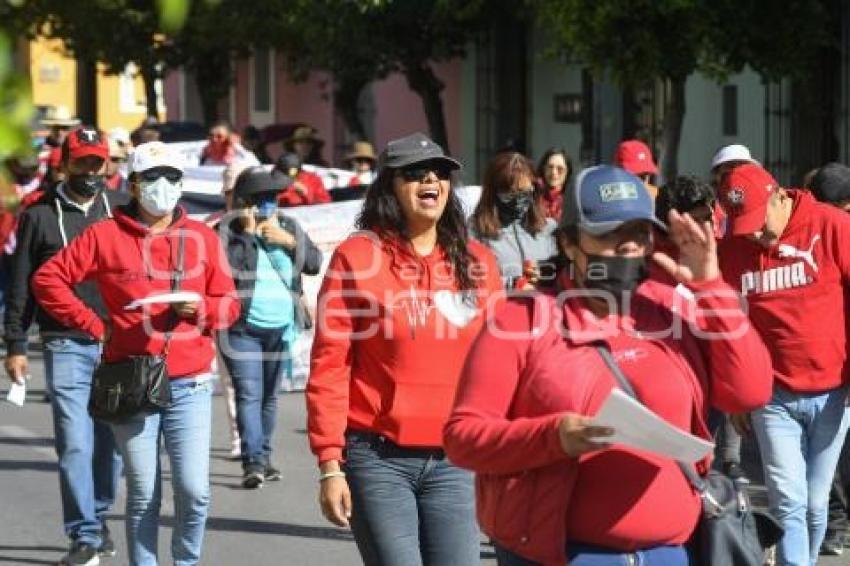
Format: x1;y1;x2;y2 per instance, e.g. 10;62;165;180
63;126;109;161
717;163;778;236
614;140;659;176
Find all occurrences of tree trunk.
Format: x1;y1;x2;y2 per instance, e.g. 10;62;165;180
334;76;368;140
660;76;686;183
403;61;449;153
192;51;232;126
139;61;159;120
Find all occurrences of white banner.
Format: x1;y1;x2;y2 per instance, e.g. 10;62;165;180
177;156;483;391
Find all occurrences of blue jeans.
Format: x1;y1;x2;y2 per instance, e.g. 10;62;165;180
495;543;690;566
219;325;286;467
110;375;213;566
43;336;121;546
752;384;850;566
343;430;480;566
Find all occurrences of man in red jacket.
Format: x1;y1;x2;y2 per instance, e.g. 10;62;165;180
717;163;850;566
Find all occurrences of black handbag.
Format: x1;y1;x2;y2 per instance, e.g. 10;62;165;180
88;231;185;423
594;344;783;566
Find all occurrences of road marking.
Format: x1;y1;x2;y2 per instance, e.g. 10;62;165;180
0;424;57;459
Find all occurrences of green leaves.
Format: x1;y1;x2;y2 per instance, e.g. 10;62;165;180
0;31;35;161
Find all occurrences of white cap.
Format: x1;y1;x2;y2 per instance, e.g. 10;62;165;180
128;142;185;174
109;127;131;146
711;144;758;169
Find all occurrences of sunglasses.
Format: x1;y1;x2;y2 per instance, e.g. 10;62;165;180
139;170;182;183
397;163;453;183
111;157;127;164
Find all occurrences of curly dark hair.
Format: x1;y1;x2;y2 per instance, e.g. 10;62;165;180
357;167;481;294
655;175;716;223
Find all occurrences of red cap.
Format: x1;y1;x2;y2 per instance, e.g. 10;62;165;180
63;127;109;161
614;140;659;176
717;163;778;236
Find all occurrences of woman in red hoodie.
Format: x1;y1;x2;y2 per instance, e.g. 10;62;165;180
307;132;502;566
33;141;240;566
443;165;773;566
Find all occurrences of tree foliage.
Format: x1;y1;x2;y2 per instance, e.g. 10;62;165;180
535;0;834;178
278;0;488;150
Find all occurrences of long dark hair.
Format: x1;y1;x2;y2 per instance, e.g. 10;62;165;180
473;152;547;239
536;147;574;190
357;168;480;293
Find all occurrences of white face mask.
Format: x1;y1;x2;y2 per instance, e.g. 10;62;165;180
138;177;182;217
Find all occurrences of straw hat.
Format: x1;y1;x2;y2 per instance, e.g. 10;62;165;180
287;126;320;144
345;141;377;163
41;105;81;127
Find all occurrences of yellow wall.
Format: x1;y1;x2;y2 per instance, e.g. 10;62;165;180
29;37;76;114
29;36;165;132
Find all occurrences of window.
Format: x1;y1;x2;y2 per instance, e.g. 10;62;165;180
250;48;275;126
722;85;738;136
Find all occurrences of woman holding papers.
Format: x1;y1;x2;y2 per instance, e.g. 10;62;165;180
444;165;773;566
307;132;502;566
32;142;240;566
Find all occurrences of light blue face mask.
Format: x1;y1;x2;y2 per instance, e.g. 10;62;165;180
139;177;182;217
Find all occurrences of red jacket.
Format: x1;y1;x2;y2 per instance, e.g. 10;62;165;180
718;190;850;392
306;231;502;464
444;277;772;565
32;206;240;378
278;171;331;207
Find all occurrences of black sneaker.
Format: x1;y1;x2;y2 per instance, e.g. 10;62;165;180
723;461;747;481
242;464;265;489
265;465;282;482
821;531;844;556
98;522;116;558
59;542;100;565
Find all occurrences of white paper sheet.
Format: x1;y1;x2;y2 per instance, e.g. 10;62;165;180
124;291;203;310
6;378;27;406
591;388;715;464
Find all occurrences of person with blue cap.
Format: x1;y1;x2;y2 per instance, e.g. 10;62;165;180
445;165;774;566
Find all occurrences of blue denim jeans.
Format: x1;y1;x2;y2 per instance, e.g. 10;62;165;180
752;384;850;566
219;325;286;467
495;543;690;566
43;336;122;547
343;430;480;566
110;375;213;566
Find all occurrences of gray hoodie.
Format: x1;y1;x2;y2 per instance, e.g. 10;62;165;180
475;218;559;289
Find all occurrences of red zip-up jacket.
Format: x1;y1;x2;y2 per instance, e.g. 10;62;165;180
444;277;772;565
306;230;502;464
32;205;240;378
718;190;850;392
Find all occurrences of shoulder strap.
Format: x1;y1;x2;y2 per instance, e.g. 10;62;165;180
161;230;185;356
257;237;295;293
594;343;707;493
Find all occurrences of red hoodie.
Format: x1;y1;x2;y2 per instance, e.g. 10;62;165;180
277;170;332;207
718;190;850;392
306;231;502;464
444;277;772;565
32;205;240;378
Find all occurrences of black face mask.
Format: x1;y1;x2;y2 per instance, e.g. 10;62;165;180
577;252;649;307
67;174;105;198
496;190;533;224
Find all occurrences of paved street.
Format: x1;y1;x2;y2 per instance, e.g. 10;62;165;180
0;347;843;565
0;347;498;566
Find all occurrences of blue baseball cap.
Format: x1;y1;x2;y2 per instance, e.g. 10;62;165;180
561;165;666;235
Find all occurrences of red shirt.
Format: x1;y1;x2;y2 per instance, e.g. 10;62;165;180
443;278;772;565
718;190;850;392
278;171;331;207
32;206;240;378
306;231;502;464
